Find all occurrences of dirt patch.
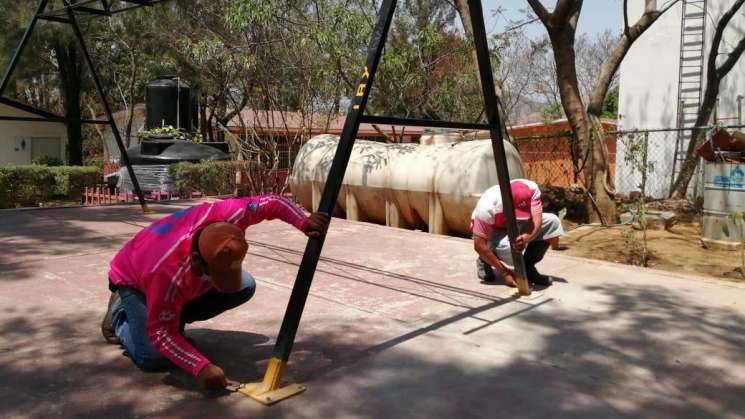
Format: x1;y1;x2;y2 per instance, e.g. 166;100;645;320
557;220;745;282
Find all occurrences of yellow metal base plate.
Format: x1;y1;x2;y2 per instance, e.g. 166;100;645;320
496;289;544;300
511;290;544;300
238;382;307;406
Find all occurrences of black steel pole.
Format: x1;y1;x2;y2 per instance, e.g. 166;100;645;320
63;1;149;212
272;0;398;362
467;0;529;292
0;0;51;97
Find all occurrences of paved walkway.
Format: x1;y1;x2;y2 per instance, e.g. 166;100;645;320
1;202;744;418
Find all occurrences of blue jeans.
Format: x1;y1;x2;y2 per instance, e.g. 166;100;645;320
111;272;256;371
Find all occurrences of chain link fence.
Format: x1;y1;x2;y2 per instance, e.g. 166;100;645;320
513;125;745;199
613;128;688;198
513;130;616;190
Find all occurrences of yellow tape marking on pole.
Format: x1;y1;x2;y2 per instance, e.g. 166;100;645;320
238;357;306;406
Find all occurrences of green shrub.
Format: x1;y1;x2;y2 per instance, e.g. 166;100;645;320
49;166;102;200
0;165;55;208
32;156;64;166
0;165;102;208
170;161;254;196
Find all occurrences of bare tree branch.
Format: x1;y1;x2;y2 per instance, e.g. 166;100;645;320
587;0;680;113
567;2;582;33
623;0;630;36
714;0;745;78
369;124;391;143
554;0;581;23
644;0;657;14
526;0;550;23
718;35;745;78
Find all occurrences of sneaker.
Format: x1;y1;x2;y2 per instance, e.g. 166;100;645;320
526;265;552;286
101;291;121;345
477;258;497;282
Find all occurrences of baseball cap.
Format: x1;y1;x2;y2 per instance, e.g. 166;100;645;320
198;222;248;291
510;181;533;220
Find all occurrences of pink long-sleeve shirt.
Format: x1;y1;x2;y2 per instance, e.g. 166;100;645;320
109;195;308;376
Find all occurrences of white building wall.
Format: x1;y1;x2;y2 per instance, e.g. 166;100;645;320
616;0;745;198
0;104;68;165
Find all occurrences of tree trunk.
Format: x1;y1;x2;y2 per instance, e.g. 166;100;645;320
549;28;616;222
669;94;717;199
87;103;108;159
200;92;208;140
124;52;138;148
586;115;617;222
525;0;676;223
54;40;83;166
217;93;249;143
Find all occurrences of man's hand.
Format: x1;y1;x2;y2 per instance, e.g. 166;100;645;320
198;363;228;390
474;236;518;287
500;268;518;288
302;212;330;238
514;233;532;251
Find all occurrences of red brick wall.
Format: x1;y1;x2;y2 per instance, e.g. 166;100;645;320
509;121;617;188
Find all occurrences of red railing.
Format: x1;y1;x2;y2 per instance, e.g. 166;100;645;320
83;185;136;206
83;185;205;206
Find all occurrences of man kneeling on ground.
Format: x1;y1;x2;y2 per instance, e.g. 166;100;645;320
472;179;563;287
101;195;329;389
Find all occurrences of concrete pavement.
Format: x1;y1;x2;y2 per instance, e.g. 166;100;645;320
1;202;744;418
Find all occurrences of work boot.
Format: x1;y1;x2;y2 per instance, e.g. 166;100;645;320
524;240;552;286
101;291;121;345
525;264;552;286
477;258;497;282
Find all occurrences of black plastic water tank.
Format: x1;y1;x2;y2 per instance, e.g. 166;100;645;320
145;75;194;131
126;141;230;165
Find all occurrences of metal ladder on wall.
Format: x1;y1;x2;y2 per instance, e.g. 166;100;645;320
671;0;707;193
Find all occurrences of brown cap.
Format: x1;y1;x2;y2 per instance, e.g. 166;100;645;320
198;222;248;291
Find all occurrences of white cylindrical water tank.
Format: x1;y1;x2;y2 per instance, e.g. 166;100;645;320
290;135;525;236
419;131;465;145
702;162;745;249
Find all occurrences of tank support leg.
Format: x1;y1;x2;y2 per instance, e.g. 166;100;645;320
428;193;450;235
346;189;361;221
386;199;408;229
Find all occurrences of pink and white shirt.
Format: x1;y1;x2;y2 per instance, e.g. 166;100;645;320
471;179;542;239
109;195;308;376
